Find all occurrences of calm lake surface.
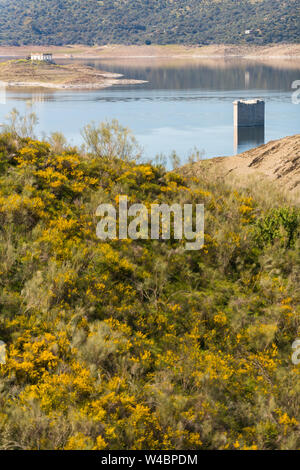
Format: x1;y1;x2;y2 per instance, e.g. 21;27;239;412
0;58;300;162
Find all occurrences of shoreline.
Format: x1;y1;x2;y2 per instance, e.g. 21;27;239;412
0;44;300;60
0;79;147;90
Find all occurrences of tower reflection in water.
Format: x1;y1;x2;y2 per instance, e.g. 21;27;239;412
234;125;265;154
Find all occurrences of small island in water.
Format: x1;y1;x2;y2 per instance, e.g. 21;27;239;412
0;58;146;89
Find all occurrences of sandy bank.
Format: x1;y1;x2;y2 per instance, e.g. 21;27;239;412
180;134;300;201
0;44;300;60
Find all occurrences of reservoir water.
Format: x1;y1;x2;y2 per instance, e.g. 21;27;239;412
0;58;299;162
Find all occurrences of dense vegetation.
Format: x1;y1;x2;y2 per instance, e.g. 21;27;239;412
0;114;299;450
0;0;299;46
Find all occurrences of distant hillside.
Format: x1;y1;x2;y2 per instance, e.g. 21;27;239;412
181;134;300;200
0;0;299;46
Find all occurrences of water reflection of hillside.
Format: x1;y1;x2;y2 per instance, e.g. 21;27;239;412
7;87;55;102
59;58;300;92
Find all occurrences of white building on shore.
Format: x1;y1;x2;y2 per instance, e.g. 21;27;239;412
30;52;53;62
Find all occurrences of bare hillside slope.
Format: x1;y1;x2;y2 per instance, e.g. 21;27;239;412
181;134;300;200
